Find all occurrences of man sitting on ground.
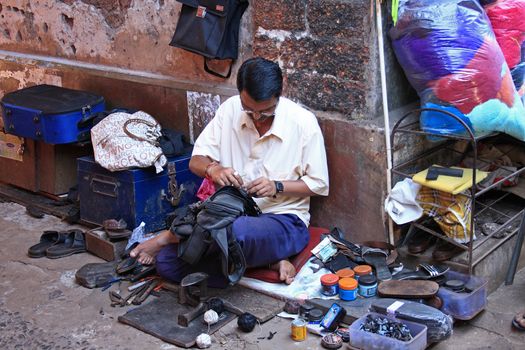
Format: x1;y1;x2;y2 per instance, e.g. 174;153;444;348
131;57;329;285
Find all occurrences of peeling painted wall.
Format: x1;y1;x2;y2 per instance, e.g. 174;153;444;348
0;0;250;81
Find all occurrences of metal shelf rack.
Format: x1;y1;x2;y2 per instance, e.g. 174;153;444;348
391;108;525;274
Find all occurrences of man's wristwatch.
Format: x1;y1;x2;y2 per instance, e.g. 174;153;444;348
274;181;284;195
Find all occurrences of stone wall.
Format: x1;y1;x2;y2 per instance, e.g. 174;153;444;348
0;0;415;242
252;0;379;119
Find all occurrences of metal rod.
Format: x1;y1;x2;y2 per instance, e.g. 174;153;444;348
505;211;525;285
468;137;477;275
475;167;525;197
472;227;520;267
474;193;512;217
375;0;395;245
394;128;473;140
412;223;468;250
393;141;455;171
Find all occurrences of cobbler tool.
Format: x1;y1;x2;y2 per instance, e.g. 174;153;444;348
178;272;210;327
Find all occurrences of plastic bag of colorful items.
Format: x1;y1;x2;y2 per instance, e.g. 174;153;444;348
389;0;525;140
482;0;525;104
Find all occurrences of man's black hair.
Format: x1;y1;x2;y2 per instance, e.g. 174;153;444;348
236;57;283;101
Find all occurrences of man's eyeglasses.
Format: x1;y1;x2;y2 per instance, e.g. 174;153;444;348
241;102;278;121
241;109;275;121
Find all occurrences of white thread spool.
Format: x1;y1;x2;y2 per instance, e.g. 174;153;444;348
203;309;219;325
196;333;212;348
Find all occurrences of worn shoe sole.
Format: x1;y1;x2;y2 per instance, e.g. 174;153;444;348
46;247;86;259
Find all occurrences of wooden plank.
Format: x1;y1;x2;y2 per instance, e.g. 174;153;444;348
161;282;284;323
212;285;285;323
118;292;236;348
0;183;74;219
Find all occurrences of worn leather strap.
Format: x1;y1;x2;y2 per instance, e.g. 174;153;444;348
359;241;398;265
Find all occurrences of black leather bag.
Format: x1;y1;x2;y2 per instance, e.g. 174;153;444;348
171;186;260;284
170;0;249;78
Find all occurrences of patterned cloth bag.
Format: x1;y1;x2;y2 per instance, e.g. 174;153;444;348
91;111;167;173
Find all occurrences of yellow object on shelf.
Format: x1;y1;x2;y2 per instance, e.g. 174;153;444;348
412;165;489;194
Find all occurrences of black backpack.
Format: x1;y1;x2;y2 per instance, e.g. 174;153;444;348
169;0;249;78
170;186;261;284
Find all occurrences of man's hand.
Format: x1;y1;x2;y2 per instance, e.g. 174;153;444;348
246;177;277;198
208;164;244;188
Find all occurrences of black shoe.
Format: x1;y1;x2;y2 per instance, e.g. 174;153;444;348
46;229;86;259
407;231;436;254
28;231;66;258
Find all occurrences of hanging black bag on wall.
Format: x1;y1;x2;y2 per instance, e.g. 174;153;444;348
169;0;249;78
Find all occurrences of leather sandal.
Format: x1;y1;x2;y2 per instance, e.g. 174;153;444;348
28;231;66;258
512;310;525;331
407;232;436;254
361;246;391;281
115;243;156;281
105;228;132;240
26;205;45;219
116;242;140;274
103;219;132;240
432;240;465;261
103;218;128;231
46;229;86;259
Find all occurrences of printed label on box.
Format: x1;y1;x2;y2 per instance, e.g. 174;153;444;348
0;132;23;161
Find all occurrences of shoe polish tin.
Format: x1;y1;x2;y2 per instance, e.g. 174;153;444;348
358;274;378;297
320;273;340;297
291;318;307;341
339;278;358;301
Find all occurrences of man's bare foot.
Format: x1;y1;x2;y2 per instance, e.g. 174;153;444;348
270;260;296;284
130;230;179;265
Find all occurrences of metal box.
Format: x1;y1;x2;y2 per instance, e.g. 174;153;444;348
78;154;202;233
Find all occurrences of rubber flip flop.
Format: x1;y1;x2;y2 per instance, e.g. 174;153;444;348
378;280;439;299
361;246;392;281
27;231;66;258
46;229;86;259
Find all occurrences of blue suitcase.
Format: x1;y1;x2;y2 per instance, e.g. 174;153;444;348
1;84;105;144
78;153;202;233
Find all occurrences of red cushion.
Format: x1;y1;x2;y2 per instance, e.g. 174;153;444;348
244;226;328;283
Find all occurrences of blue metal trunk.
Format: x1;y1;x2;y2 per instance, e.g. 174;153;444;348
78;153;202;233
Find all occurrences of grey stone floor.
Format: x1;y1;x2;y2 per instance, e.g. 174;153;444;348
0;201;524;349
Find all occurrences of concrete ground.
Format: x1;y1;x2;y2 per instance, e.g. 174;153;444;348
0;200;524;349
